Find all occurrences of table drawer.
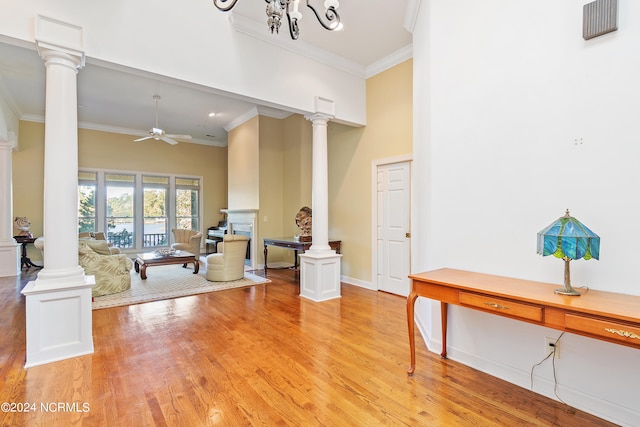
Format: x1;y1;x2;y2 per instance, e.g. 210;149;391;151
459;292;543;322
565;314;640;346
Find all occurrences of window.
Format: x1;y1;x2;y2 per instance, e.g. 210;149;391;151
175;177;200;231
77;169;202;252
106;173;135;249
143;175;169;247
78;171;97;234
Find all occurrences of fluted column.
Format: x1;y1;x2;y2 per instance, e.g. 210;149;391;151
21;16;93;367
0;138;20;277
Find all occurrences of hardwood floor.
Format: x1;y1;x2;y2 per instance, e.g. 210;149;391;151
0;268;614;426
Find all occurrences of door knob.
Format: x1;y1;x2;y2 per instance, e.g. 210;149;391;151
406;232;411;238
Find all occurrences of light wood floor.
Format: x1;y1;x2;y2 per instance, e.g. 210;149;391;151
0;268;614;426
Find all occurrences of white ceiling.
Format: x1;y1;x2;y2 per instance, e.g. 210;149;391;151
0;1;413;146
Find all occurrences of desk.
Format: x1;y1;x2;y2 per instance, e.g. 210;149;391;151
263;237;341;273
407;268;640;375
13;235;41;270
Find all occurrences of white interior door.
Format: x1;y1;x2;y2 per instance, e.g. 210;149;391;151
376;161;411;296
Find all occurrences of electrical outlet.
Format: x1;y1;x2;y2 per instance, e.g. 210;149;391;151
545;336;560;358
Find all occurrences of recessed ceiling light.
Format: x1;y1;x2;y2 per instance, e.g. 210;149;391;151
208;112;216;117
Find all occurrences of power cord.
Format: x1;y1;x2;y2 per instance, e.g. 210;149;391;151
530;332;575;412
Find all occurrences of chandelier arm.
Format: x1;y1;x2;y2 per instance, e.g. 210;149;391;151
213;0;239;12
306;0;341;31
286;8;301;40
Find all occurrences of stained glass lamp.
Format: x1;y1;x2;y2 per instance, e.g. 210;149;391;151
537;210;600;296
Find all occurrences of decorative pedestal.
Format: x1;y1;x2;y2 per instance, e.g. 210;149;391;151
21;276;95;367
299;252;342;302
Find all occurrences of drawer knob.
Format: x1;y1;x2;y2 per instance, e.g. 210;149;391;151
484;302;509;310
605;328;640;340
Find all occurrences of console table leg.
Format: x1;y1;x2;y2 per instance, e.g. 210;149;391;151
406;291;418;375
263;245;268;274
441;302;448;358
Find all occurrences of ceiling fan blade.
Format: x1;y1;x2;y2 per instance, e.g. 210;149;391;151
133;136;153;142
166;134;192;141
160;136;179;145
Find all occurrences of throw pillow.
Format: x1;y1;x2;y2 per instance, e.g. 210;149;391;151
83;239;112;255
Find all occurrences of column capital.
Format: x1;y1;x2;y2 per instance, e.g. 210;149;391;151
35;15;85;69
305;112;333;124
0;139;16;151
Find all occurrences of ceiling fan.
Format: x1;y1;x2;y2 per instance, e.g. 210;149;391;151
133;95;192;145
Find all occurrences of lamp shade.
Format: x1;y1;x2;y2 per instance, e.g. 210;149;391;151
537;210;600;261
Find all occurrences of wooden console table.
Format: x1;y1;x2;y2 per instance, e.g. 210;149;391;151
407;268;640;375
13;235;41;270
263;237;341;272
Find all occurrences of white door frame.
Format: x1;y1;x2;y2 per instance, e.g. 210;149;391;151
371;154;413;292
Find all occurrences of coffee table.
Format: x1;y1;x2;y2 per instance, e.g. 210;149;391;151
134;251;199;280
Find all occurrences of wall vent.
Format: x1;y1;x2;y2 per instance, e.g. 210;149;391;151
583;0;618;40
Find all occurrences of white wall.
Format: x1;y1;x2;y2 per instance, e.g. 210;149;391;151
0;94;18;144
0;0;366;126
413;1;640;425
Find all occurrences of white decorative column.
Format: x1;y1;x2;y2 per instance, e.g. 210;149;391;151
299;97;342;302
0;136;20;277
21;16;94;367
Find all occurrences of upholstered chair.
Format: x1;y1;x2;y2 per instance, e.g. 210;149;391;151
77;241;132;297
78;231;121;254
171;229;203;257
205;234;249;282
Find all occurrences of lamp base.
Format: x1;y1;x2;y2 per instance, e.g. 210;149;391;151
555;286;581;296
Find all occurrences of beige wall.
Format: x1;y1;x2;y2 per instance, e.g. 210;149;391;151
226;60;411;278
12;121;228;261
328;59;413;282
282;114;312;236
229;114;313;266
227;115;259;210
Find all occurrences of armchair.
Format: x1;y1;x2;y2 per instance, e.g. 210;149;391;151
78;231;121;254
78;241;132;297
205;234;249;282
171;229;202;257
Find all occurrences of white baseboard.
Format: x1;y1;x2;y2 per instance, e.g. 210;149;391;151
420;331;639;427
340;275;374;290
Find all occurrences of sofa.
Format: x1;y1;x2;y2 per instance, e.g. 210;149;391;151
206;234;249;282
34;237;132;297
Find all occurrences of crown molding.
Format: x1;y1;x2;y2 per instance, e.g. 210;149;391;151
365;44;413;78
229;13;366;78
224;105;293;133
0;75;25;119
19;116;228;147
404;0;422;34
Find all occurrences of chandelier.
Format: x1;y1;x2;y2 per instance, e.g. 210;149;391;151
213;0;341;40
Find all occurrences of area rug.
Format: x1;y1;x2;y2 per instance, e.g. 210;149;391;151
92;264;270;310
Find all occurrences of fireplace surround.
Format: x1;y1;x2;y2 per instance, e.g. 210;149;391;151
221;209;258;269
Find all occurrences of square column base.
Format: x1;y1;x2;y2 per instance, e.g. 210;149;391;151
299;252;342;302
0;243;20;277
21;276;95;367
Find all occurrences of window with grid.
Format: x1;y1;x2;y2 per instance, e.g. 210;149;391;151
175;177;200;231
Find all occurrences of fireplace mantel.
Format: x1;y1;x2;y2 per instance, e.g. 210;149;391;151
221;209;258;269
